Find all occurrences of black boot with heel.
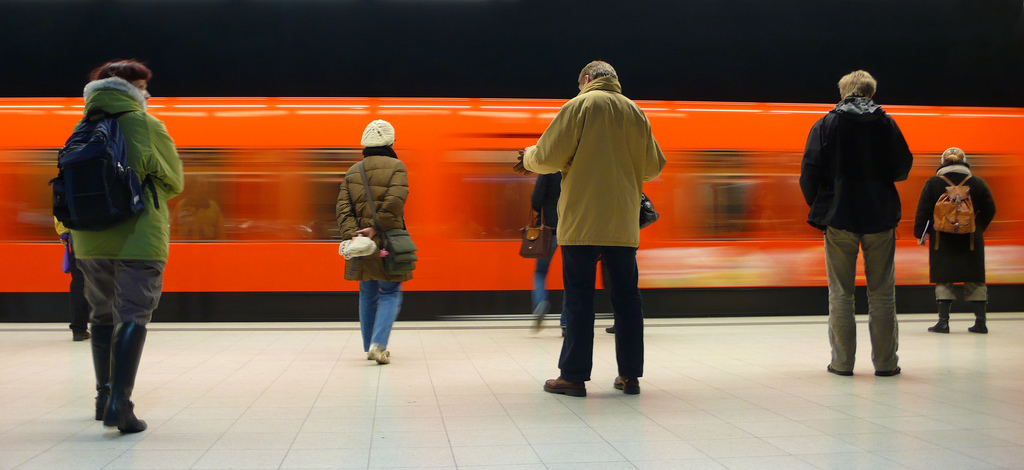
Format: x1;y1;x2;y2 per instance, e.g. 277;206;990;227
102;322;148;433
968;301;988;334
89;324;114;421
928;300;951;334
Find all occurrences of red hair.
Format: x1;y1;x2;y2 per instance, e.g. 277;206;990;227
89;59;153;83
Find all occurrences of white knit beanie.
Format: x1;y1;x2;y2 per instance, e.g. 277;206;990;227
361;120;395;147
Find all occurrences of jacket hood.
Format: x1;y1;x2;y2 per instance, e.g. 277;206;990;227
83;77;147;112
578;76;622;96
833;95;884;122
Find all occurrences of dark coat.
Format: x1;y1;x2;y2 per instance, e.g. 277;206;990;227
800;96;913;233
531;172;561;229
913;164;996;283
336;153;412;282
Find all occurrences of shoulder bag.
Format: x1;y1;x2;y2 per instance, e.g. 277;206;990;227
357;163;417;275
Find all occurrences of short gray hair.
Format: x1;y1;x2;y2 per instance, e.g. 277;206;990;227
838;70;876;99
578;61;617;87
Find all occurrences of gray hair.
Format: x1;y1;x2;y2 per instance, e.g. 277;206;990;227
578;61;617;87
941;147;967;165
838;70;877;99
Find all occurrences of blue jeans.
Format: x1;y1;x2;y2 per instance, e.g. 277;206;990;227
533;237;567;327
359;281;403;351
560;245;644;382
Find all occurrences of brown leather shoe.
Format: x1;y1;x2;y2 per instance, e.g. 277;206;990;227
543;377;586;397
613;376;640;394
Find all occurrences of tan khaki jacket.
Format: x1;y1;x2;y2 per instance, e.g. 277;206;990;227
523;76;666;247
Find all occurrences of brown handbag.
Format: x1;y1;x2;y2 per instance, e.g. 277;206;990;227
520;208;555;259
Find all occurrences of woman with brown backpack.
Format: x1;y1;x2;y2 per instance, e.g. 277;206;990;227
914;147;996;333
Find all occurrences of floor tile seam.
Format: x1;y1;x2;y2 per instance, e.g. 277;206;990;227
139;335;255;407
4;314;1024;334
433;330;537;466
791;450;912;470
145;331;277;432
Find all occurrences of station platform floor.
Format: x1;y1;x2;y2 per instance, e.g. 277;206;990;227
1;313;1023;470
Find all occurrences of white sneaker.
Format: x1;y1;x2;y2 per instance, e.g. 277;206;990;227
368;344;390;364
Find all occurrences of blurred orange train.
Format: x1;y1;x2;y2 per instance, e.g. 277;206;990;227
1;97;1022;320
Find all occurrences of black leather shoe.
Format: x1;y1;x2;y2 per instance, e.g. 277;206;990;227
827;365;853;376
875;367;901;377
605;326;616;334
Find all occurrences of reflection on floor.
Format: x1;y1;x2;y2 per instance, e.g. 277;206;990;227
1;313;1023;470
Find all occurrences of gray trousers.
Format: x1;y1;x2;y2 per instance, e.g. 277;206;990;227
77;259;166;326
824;227;899;372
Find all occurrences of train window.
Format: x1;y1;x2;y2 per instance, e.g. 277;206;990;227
0;150;58;241
171;148;362;241
449;150;536;241
660;150;811;239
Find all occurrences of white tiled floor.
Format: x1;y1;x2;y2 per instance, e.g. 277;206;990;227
2;313;1024;469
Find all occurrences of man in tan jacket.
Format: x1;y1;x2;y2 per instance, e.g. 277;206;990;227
523;61;666;397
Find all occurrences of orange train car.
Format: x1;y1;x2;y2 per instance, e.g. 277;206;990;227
1;97;1022;321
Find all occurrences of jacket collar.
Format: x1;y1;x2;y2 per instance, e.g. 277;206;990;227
578;76;622;96
83;77;147;111
833;95;883;122
937;162;971;177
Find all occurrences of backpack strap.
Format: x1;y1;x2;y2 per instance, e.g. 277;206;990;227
88;109;159;209
357;163;384;232
83;109;131;122
142;175;159;210
939;174;972;187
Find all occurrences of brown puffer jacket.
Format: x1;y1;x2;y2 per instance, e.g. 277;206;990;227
336;155;411;282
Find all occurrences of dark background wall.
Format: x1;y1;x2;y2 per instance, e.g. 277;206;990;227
1;0;1022;106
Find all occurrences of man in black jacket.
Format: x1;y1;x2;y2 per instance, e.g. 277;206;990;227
800;70;913;377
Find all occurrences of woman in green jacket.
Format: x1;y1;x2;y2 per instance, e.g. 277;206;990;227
72;60;184;433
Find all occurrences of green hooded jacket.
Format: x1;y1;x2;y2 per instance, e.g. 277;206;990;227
70;78;184;262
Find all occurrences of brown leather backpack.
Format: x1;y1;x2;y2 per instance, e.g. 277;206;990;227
932;175;975;250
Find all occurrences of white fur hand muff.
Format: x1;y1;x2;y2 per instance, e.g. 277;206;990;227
338;237;377;260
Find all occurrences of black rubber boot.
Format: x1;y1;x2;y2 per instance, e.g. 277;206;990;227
928;300;951;334
968;301;988;334
103;322;148;433
90;324;114;421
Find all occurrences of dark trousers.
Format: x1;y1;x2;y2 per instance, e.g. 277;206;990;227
68;250;90;332
560;245;643;382
77;259;166;326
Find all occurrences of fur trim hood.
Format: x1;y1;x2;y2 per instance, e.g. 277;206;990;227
83;77;147;111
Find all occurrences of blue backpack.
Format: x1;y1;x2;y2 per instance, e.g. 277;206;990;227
50;109;157;231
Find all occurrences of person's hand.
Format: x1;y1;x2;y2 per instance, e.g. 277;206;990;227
512;149;532;175
355;227;377;239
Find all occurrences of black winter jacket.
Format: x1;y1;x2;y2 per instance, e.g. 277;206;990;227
531;172;561;229
913;163;996;283
800;96;913;233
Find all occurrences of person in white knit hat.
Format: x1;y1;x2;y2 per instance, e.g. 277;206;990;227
336;119;409;364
